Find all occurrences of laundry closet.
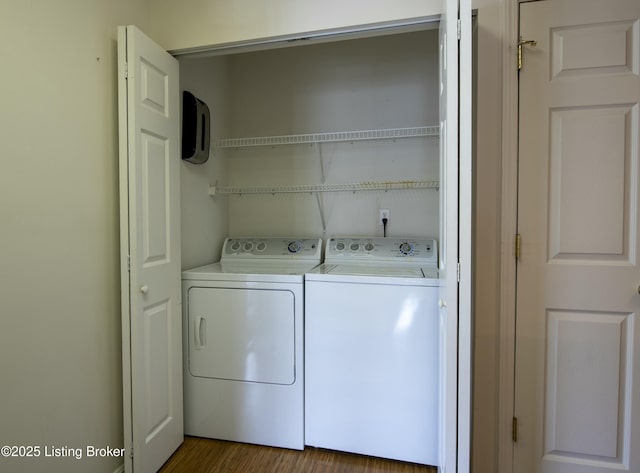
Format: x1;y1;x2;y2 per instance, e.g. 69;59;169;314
179;28;441;270
118;4;471;472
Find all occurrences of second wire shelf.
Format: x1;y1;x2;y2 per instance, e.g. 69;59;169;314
209;180;440;196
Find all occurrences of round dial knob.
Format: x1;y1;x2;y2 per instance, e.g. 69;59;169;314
350;243;360;251
243;242;254;252
399;241;414;255
256;241;267;252
335;242;346;251
287;240;303;253
364;242;374;252
230;241;241;251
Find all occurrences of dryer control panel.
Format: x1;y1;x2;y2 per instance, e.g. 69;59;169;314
325;237;437;266
222;237;322;260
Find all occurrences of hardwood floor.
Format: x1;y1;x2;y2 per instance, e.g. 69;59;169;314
159;437;437;473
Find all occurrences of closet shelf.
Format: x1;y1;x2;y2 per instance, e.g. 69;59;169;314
209;180;439;196
213;126;439;148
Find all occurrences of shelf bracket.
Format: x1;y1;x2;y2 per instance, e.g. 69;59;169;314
316;142;326;184
315;192;327;235
314;142;327;234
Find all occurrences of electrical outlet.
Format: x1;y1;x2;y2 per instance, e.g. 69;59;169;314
379;209;390;225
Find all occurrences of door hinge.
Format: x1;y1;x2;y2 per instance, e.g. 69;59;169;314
457;262;461;282
512;417;518;442
515;234;521;260
130;445;134;459
457;19;461;40
123;62;129;79
518;37;537;71
127;254;131;272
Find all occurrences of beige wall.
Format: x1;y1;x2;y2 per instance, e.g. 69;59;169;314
142;0;444;52
0;1;507;472
0;1;150;472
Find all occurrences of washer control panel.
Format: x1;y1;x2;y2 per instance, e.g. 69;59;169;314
222;237;322;260
325;237;437;265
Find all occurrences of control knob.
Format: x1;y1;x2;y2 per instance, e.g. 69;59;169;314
287;240;303;253
399;241;414;255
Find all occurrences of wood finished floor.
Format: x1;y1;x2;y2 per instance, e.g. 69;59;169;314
159;437;437;473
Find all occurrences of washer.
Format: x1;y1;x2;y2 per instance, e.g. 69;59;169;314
304;236;439;465
182;237;321;450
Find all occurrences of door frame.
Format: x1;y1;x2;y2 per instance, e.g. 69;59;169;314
120;11;472;472
498;0;520;472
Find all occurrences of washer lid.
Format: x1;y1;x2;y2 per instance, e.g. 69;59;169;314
306;263;439;286
320;263;426;278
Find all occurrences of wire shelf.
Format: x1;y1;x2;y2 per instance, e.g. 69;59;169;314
213;126;439;148
209;180;439;196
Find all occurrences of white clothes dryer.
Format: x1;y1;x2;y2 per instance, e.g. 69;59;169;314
182;237;321;450
304;236;439;465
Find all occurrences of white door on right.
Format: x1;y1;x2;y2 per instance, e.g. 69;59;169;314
516;1;640;473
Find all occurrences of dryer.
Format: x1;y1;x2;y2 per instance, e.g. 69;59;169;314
304;236;439;465
182;237;321;450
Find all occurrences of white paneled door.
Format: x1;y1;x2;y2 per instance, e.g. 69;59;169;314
117;26;183;473
516;1;640;472
439;0;472;471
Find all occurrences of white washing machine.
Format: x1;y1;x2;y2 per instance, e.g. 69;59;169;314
305;236;440;465
182;237;322;450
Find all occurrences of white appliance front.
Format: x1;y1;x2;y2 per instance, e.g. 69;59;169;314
305;237;440;465
183;279;303;449
188;286;295;384
182;237;321;451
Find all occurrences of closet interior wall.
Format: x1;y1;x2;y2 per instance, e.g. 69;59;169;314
180;56;230;270
180;28;439;259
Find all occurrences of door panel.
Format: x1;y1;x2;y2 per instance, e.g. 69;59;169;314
188;287;295;385
548;105;634;260
544;311;629;458
141;131;170;264
118;25;182;473
438;5;458;471
439;0;472;470
516;1;640;472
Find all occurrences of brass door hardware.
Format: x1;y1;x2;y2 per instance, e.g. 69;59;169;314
518;37;537;70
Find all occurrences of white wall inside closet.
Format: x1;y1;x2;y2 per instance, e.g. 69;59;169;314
179;57;231;270
181;29;440;240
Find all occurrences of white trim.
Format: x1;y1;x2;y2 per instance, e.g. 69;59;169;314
116;25;134;473
458;0;473;472
498;1;519;472
439;0;461;470
169;17;441;58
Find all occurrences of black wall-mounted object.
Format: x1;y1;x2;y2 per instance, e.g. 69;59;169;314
182;91;211;164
